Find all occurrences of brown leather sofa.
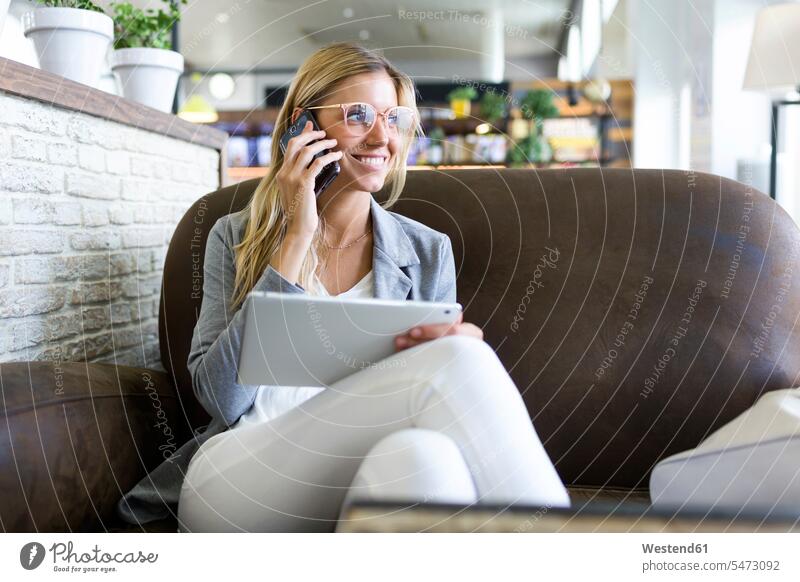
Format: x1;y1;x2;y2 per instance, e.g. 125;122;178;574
3;168;799;532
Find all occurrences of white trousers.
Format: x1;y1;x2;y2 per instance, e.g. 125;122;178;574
177;335;571;532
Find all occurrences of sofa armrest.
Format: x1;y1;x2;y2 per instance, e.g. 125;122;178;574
0;361;188;532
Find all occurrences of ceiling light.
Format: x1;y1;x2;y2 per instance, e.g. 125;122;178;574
209;73;236;100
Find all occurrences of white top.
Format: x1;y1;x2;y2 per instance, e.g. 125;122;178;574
313;269;374;298
232;269;375;430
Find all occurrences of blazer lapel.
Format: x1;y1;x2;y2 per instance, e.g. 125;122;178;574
369;196;419;300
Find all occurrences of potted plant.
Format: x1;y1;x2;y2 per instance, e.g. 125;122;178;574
478;91;507;127
446;86;477;119
508;89;560;165
507;134;549;166
22;1;113;87
109;0;186;112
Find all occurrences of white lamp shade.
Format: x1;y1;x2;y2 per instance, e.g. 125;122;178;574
743;3;800;90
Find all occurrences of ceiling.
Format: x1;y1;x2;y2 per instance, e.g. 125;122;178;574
143;0;571;70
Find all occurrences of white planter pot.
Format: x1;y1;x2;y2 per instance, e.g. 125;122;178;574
93;49;119;95
22;7;113;87
0;0;11;37
97;68;119;95
110;48;184;113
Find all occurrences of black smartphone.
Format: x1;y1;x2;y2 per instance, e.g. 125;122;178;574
279;110;341;197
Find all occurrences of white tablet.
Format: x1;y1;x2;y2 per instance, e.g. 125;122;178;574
237;291;463;387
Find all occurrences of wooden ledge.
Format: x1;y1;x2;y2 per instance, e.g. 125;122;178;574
0;56;227;151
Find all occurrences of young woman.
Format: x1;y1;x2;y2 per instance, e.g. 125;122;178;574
176;42;570;532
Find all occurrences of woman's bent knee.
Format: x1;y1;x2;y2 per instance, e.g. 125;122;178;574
344;428;477;504
367;427;463;461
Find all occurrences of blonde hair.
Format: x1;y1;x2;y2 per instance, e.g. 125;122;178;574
230;42;421;310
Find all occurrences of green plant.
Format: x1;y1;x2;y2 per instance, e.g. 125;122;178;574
478;91;507;124
33;0;104;12
507;134;533;165
519;89;559;131
446;86;478;102
506;133;551;165
427;126;446;145
111;0;187;50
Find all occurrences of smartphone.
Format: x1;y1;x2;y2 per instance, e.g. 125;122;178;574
279;110;341;197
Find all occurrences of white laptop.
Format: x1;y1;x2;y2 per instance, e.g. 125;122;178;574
237;291;462;387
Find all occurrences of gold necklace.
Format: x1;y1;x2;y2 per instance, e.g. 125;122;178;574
322;227;372;250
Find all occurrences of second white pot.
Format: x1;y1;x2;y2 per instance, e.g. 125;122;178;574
22;7;113;87
111;47;184;113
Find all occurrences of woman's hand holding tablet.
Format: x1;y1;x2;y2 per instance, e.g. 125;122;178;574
394;310;483;351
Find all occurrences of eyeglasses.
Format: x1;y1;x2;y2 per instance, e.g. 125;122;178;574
303;102;417;137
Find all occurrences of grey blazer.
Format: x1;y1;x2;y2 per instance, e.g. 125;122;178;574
116;196;457;525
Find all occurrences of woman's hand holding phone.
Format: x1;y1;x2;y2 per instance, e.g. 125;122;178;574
270;120;343;286
275;120;344;241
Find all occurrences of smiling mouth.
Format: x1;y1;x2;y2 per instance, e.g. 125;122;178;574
350;152;388;169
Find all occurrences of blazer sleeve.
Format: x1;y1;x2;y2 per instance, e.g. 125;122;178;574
186;216;306;426
434;234;457;304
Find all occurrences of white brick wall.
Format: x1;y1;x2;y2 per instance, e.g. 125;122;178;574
0;92;221;370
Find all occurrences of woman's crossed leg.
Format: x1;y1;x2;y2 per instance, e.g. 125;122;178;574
177;335;570;532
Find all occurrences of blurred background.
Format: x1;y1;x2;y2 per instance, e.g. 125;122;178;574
2;0;799;219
